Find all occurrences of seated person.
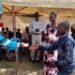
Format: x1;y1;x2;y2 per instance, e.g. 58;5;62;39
0;22;29;61
5;36;20;61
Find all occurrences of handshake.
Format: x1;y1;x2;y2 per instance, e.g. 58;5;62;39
29;44;39;50
17;42;39;51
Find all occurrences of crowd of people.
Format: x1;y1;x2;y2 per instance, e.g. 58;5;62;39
29;11;75;75
0;11;75;75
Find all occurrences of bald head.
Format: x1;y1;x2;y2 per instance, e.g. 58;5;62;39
57;21;70;36
58;21;70;30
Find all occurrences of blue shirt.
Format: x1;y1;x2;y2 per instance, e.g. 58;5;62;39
10;37;20;43
40;33;75;74
2;39;18;53
6;37;20;53
0;34;19;53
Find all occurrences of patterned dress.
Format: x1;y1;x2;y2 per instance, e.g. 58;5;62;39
43;25;58;75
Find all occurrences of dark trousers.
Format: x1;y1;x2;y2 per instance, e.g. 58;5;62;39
58;71;71;75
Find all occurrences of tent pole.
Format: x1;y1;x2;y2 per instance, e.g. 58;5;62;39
12;5;19;75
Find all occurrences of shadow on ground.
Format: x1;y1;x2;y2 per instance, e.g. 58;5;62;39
0;56;42;75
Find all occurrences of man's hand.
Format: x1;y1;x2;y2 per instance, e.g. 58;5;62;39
36;28;40;32
20;43;29;47
29;44;39;50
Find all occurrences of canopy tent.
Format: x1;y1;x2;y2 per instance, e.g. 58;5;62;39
2;0;75;16
2;6;75;31
1;0;75;31
1;1;75;75
2;0;75;9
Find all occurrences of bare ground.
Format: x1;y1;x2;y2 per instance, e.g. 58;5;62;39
0;56;75;75
0;56;42;75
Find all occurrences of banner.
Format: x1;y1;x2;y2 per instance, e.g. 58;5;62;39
0;0;2;15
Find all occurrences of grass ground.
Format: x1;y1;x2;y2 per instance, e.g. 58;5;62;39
0;55;42;75
0;55;75;75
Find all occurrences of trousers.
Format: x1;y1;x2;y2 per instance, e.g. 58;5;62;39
31;34;42;61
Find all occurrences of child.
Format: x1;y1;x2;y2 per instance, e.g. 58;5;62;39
43;61;58;75
43;50;58;75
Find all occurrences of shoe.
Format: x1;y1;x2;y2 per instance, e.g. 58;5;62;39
30;59;35;63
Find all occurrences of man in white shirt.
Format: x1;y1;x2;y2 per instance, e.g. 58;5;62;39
29;12;46;62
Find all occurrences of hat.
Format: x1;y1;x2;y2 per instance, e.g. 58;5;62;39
22;12;42;17
34;12;42;17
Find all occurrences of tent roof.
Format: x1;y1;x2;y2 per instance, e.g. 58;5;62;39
1;0;75;31
2;4;75;17
3;0;75;9
2;0;75;18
